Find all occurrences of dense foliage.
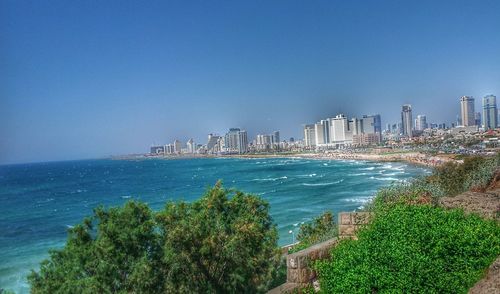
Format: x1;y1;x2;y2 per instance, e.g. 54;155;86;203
316;204;500;293
429;155;499;196
29;182;279;293
372;154;499;208
290;211;337;253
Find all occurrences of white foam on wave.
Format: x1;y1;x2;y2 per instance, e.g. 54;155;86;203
301;179;344;186
349;172;368;176
297;173;317;178
342;196;373;203
360;166;375;170
121;195;132;199
251;176;288;181
371;177;404;182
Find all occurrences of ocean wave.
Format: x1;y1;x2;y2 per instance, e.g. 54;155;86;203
371;177;403;182
121;195;132;199
360;166;375;170
349;172;368;176
251;176;288;181
296;173;317;178
342;196;373;203
301;179;344;186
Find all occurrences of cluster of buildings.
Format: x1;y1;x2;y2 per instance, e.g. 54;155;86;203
385;95;498;141
303;114;382;148
150;94;498;156
150;129;293;156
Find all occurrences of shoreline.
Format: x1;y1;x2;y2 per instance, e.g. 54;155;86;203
116;150;455;168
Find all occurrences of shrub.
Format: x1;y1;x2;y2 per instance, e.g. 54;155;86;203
290;211;337;253
315;205;500;293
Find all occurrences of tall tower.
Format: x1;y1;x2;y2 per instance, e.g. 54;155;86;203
415;115;427;131
401;104;413;137
460;96;475;126
483;95;498;130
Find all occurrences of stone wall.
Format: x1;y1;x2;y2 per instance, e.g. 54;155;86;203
338;212;372;239
268;212;373;293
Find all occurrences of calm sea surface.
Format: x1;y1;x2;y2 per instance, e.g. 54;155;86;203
0;157;428;292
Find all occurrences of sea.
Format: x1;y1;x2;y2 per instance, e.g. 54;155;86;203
0;157;428;293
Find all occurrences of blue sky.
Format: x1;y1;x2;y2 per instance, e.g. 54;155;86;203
1;0;499;164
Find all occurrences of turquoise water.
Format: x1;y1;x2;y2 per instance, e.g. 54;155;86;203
0;157;428;292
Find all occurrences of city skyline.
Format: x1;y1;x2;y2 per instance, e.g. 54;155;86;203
2;1;500;164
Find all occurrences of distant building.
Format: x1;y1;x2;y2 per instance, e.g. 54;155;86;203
460;96;475;126
353;133;381;146
206;134;221;153
186;138;195;153
272;131;280;147
474;112;482;127
224;128;248;154
165;144;175;154
173;140;182;153
415;115;427;131
303;124;316;147
483;95;498;130
330;114;352;145
401;104;413;137
150;145;165;154
361;114;382;140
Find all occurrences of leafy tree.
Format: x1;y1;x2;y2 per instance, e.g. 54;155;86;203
157;181;279;293
28;201;163;293
29;182;279;293
291;211;337;253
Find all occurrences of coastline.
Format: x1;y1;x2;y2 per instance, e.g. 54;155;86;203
117;150;454;168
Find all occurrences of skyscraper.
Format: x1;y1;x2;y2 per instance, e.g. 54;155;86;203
475;112;482;127
272;131;280;148
460;96;475;126
173;139;182;153
186;138;195;153
483;95;498;130
224;128;248;154
303;124;316;147
415;115;427;131
401;104;413;137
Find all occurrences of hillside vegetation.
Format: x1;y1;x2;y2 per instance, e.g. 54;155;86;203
315;154;500;293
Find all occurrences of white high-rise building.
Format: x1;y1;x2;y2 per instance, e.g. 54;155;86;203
303;124;316;147
186;138;195;153
401;104;413;137
483;95;498;130
173;140;182;153
206;134;221;153
224;128;248;154
314;122;325;145
415;115;427;131
460;96;475;126
238;130;248;153
330;114;352;145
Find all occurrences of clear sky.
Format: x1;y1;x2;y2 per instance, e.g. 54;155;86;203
1;0;499;164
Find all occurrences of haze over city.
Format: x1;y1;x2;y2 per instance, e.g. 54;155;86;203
2;0;500;164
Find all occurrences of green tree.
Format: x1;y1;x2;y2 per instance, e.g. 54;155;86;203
157;181;279;293
29;182;279;293
291;211;337;253
28;201;163;293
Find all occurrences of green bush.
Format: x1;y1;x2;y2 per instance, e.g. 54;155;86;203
290;211;337;253
429;155;499;196
372;154;499;209
29;182;280;293
315;205;500;293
